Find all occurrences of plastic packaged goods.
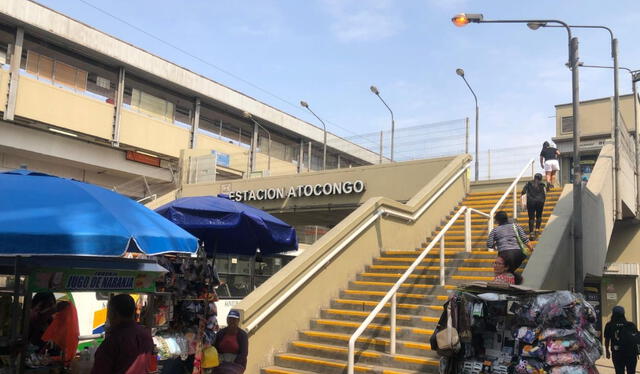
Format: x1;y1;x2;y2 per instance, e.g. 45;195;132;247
549;365;588;374
539;328;577;340
546;352;581;366
546;339;580;353
515;326;538;344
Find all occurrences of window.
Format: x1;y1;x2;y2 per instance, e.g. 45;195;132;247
561;116;574;133
130;88;175;122
25;50;87;91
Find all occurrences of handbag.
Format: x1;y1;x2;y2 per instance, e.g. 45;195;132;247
513;223;531;256
435;301;461;356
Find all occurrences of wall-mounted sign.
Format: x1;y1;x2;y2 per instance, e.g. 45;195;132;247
29;269;157;293
228;180;365;202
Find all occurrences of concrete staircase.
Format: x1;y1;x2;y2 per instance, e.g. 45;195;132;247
261;189;562;374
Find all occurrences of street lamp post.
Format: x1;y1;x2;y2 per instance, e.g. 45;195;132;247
300;101;327;170
452;13;584;292
370;85;396;162
455;68;479;181
532;24;622;220
243;112;272;173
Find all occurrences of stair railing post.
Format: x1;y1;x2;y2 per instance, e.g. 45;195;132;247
464;207;472;252
440;236;446;286
390;293;397;355
513;188;518;220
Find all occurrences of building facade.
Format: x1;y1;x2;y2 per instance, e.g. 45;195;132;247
0;0;379;200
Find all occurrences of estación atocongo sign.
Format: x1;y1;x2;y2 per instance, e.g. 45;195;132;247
228;180;365;202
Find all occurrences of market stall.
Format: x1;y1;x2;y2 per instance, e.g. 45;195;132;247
0;169;201;373
432;282;602;374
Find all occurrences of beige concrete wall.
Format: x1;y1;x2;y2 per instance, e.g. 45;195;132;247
179;156;459;212
601;277;638;326
14;76;113;140
523;185;574;290
470;177;530;194
119;109;190;158
524;144;617;289
555;95;636;141
234;155;471;373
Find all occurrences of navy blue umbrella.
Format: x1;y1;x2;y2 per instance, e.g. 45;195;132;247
155;195;298;256
0;169;198;256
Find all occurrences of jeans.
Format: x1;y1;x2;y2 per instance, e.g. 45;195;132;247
526;199;545;233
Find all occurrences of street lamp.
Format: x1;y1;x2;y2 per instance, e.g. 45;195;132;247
451;13;585;292
370;85;396;162
300;100;327;171
455;68;479;181
531;23;622;220
243;111;272;173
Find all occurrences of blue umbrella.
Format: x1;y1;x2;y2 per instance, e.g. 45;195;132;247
155;195;298;256
0;169;198;256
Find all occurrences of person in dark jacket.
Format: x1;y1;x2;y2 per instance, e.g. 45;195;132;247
521;173;546;239
605;306;639;374
213;310;248;374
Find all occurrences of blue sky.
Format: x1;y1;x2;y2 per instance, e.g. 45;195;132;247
37;0;640;155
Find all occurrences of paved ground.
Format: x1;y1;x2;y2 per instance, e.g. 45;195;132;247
595;357;640;373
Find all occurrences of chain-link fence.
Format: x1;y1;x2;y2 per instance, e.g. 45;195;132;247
335;118;469;163
473;144;541;181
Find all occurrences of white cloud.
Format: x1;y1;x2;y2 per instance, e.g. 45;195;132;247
322;0;403;42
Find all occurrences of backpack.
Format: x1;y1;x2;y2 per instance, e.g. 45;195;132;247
612;322;640;355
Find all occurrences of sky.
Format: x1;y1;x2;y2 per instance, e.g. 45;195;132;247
35;0;640;155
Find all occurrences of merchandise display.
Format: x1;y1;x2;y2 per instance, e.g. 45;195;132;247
433;284;602;374
151;254;221;374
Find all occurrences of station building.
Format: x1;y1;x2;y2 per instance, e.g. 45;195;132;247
2;1;640;373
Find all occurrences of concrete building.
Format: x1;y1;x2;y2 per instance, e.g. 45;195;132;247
0;0;379;199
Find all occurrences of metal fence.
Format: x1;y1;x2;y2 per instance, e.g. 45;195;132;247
474;144;542;181
334;118;469;163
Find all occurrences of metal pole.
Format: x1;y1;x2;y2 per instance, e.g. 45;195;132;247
323;128;327;170
391;116;395;162
390;294;397;355
439;237;445;286
379;131;384;164
613;38;622;220
465;117;470;154
513;188;518;219
475;103;480;181
487;149;491;180
570;36;584;293
633;74;640;217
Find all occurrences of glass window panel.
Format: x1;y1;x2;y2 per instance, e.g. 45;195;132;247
219;274;251;297
54;61;77;88
254;276;269;290
75;69;87;91
26;50;38;75
38;56;54;81
139;91;168;118
215;257;230;273
229;257;251;275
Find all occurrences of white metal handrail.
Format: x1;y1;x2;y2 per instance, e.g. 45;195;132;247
488;158;536;232
244;162;472;332
347;203;478;374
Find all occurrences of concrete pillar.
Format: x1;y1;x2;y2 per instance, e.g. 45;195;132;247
297;139;304;173
250;121;259;173
190;97;201;149
111;67;126;146
3;27;24;121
